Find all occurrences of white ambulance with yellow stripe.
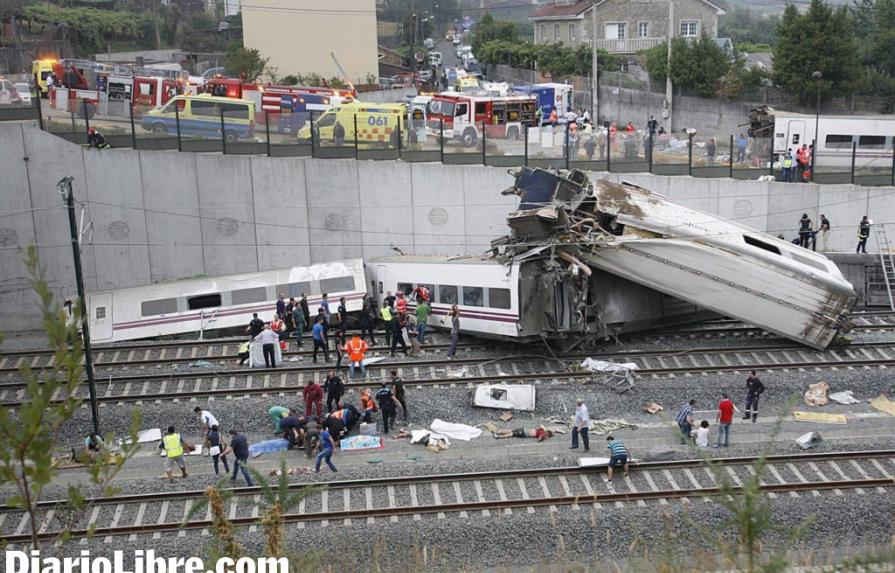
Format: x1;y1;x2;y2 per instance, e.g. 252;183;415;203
298;102;406;148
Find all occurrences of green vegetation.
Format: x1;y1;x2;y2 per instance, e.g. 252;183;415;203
225;46;268;83
719;6;781;47
773;0;860;102
0;246;140;548
20;3;145;53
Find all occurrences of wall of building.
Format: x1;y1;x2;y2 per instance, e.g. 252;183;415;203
0;122;888;330
242;0;378;84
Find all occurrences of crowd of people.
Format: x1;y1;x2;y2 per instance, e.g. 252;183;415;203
675;370;767;449
782;213;872;254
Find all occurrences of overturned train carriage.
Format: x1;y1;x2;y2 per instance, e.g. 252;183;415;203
499;167;856;350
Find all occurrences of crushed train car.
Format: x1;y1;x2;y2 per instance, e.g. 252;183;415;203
496;167;856;350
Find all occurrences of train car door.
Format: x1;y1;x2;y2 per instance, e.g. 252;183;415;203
90;293;114;341
785;119;806;152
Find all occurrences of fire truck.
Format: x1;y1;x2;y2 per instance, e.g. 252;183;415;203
203;77;354;129
425;93;537;147
45;59;188;117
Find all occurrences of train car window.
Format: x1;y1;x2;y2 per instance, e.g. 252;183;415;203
743;235;781;255
95;307;106;319
319;276;355;293
378;281;383;294
187;293;221;310
858;135;886;150
438;285;458;304
276;281;312;298
462;286;484;307
231;287;268;305
488;288;511;309
396;283;414;296
825;134;853;149
141;298;177;316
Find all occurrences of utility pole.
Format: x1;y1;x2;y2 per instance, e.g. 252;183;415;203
59;176;100;436
591;2;599;123
664;0;674;131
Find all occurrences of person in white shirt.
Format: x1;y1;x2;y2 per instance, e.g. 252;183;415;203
194;406;219;453
691;420;710;448
571;399;590;451
256;324;280;368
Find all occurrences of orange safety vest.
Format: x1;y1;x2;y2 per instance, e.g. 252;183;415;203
345;337;368;362
396;297;407;315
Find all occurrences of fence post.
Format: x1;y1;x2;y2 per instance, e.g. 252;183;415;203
891;145;895;187
34;91;44;131
310;111;316;157
564;124;570;170
648;130;654;174
729;134;734;179
768;141;774;177
354;113;359;159
219;107;227;154
128;102;137;150
83;99;90;137
482;121;487;166
439;118;444;163
265;110;271;157
606;129;612;172
850;141;857;184
70;109;76;132
688;132;694;176
396;116;402;156
524;122;529;166
175;103;183;152
810;138;817;182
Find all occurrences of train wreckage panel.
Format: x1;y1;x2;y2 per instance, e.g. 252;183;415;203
497;167;856;350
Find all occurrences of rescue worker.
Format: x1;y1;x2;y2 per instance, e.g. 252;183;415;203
303;379;324;417
276;293;286;318
299;293;311;331
268;405;289;433
337;297;348;326
375;382;399;435
223;429;253;486
302;416;321;458
246;312;264;338
389;312;408;357
344;334;369;379
798;214;812;248
413;284;431;303
312;316;329;363
292;304;306;348
743;370;765;423
395;291;408;316
323;370;345;412
415;300;430;345
237;340;250;366
380;300;394;348
359;296;377;345
255;324;280;368
857;216;871;253
314;425;338;474
445;304;460;358
390;369;408;421
819;214;831;252
549;107;558;127
781;149;794;182
360;388;377;423
333;121;345;147
333;323;346;370
158;426;191;482
87;127;109;149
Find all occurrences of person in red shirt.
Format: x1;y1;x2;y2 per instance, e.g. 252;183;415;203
715;393;735;447
302;380;324;417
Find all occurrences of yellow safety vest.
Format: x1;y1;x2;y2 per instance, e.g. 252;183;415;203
782;157;793;168
381;306;392;321
163;433;184;458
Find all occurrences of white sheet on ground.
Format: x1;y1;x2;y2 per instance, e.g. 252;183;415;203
120;428;162;445
578;457;611;467
430;419;482;441
580;358;639;372
828;391;860;405
410;429;450;446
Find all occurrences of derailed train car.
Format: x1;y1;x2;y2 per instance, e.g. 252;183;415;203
497;167;856;349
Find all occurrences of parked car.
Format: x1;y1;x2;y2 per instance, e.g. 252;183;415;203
418;70;433;82
14;82;32;105
0;79;23;106
201;67;226;79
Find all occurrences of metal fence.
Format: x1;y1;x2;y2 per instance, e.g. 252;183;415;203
2;97;894;187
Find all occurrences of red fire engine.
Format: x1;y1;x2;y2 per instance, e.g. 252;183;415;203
203;77;355;124
424;93;537;147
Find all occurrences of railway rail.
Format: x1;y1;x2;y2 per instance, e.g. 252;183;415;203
2;341;894;406
2;312;893;374
2;450;892;544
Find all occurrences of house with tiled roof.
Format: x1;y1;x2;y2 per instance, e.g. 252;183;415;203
531;0;725;57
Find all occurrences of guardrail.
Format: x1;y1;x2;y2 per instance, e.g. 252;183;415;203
1;97;893;187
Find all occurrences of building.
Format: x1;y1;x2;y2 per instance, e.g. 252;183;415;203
242;0;378;84
531;0;724;56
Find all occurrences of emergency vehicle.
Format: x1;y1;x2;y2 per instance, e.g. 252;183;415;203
204;77;354;125
425;94;537;147
513;83;573;124
298;102;406;148
32;58;56;96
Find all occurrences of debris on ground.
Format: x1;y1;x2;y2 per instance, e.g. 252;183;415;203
119;428;162;446
644;402;664;414
796;431;823;449
189;360;214;368
869;395;895;416
480;422;499;433
473;384;536;411
410;429;451;451
249;438;289;458
793;411;847;424
430;419;482;441
580;358;637;393
828;390;860;405
544;416;637;434
269;467;313;476
804;382;830;407
340;435;383;451
499;411;514;422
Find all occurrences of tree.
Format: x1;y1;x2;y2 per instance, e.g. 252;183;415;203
225;46;269;82
0;247;140;549
20;4;146;54
468;13;519;55
642;35;731;98
718;6;781;48
773;0;860;102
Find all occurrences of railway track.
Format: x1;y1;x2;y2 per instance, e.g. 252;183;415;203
2;341;895;406
2;450;892;545
3;312;893;374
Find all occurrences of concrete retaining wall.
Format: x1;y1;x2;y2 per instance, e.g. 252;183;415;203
0;122;888;330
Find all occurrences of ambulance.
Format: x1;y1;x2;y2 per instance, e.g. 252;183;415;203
298;102;407;147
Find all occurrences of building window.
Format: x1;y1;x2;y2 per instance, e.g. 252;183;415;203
540;24;545;41
605;22;626;40
554;24;559;40
680;20;699;37
569;23;575;41
638;22;649;37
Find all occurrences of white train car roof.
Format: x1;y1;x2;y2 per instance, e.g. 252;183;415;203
89;259;364;300
368;254;504;265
